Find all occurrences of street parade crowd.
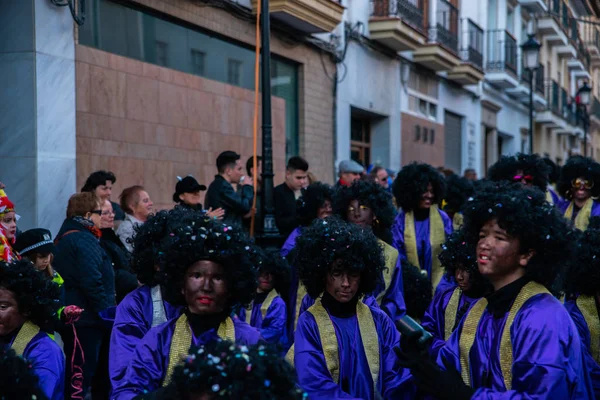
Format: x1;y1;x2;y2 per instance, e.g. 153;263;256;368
4;150;600;399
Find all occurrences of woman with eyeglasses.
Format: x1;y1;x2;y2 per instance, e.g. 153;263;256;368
557;155;600;231
53;192;116;399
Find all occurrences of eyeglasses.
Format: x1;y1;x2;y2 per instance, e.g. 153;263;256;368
572;178;594;189
90;210;102;216
348;205;371;212
513;175;534;184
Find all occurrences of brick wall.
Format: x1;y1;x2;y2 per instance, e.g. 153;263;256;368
75;0;335;211
401;113;445;167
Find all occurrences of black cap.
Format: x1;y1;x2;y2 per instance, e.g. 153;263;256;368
173;176;207;203
13;228;55;256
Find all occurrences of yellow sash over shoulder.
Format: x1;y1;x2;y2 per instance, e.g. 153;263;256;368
564;198;593;231
576;295;600;363
163;314;235;386
444;287;462;340
245;290;278;324
305;298;380;389
376;239;398;305
11;321;40;356
452;213;464;231
405;205;446;289
459;281;548;390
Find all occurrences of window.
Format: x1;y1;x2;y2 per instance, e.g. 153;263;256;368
407;68;439;121
79;0;299;160
190;49;206;76
506;7;515;34
408;95;438;121
350;117;371;167
227;59;243;86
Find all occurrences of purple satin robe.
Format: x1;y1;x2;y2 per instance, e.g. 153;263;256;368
421;284;478;359
565;298;600;399
558;200;600;221
112;317;261;400
294;304;410;399
24;331;65;400
109;285;183;395
374;244;406;321
438;293;594;399
298;294;380;320
239;293;287;345
281;227;303;345
391;209;453;292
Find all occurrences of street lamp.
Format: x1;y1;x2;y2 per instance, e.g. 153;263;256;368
521;34;541;155
577;81;592;157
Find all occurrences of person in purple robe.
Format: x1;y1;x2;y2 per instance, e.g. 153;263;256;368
0;259;65;400
112;214;261;400
109;209;192;395
564;216;600;398
333;179;406;320
291;216;409;400
138;341;306;399
240;249;290;346
280;182;333;344
443;174;475;231
391;163;453;292
421;230;491;359
488;153;553;198
557;156;600;231
401;260;432;322
0;348;50;400
396;182;594;399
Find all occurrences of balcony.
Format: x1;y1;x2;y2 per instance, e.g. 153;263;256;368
518;0;548;13
591;97;600;124
484;29;519;89
537;0;569;47
369;0;428;52
413;0;461;71
447;19;484;85
582;17;600;62
250;0;344;34
536;80;567;128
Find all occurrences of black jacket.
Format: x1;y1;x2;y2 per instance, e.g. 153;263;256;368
204;175;254;228
274;183;301;239
53;218;116;327
100;228;138;303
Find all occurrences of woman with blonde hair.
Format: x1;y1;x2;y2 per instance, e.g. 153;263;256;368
116;186;154;252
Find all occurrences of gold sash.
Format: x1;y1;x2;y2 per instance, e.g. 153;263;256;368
404;206;446;289
564;199;593;231
163;314;235;386
452;213;464;231
294;284;307;331
245;290;278;324
12;321;40;357
376;239;398;305
459;281;548;390
444;287;462;340
305;299;380;388
545;190;554;205
576;295;600;363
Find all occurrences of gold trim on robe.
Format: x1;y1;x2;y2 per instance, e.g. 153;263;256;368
452;213;464;231
376;239;398;305
294;284;307;331
459;281;548;389
245;290;279;324
576;295;600;363
564;198;593;231
163;314;235;386
11;321;40;357
444;287;462;340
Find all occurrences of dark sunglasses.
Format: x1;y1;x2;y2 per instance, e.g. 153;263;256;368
90;210;102;216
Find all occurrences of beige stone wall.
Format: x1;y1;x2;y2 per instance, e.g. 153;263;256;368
74;0;335;211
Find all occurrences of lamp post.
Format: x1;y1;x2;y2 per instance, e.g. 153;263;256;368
521;34;541;155
577;81;591;157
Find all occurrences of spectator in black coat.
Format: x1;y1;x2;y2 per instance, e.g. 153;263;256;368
205;151;254;229
81;170;126;224
53;192;116;399
274;156;309;239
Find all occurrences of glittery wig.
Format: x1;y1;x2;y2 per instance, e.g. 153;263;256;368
168;341;305;399
293;216;384;299
443;175;475;214
565;217;600;296
392;162;446;212
461;181;575;290
333;179;397;244
488;153;550;192
296;183;334;227
439;230;491;297
0;349;48;400
256;248;292;299
0;259;62;329
543;157;561;185
557;156;600;199
158;213;258;309
402;261;432;320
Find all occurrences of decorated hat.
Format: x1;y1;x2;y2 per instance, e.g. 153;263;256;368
13;228;54;256
173;175;207;203
0;189;14;216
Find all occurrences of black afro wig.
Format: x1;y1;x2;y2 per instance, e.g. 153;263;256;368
565;217;600;296
333;179;397;244
130;207;195;286
393;162;446;212
557;156;600;199
543;157;561;184
168;340;305;400
488;153;550;192
158;213;258;310
256;249;292;300
439;230;491;298
0;349;48;400
293;216;384;299
401;261;432;321
443;175;475;214
0;259;62;329
461;181;575;290
297;183;334;227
